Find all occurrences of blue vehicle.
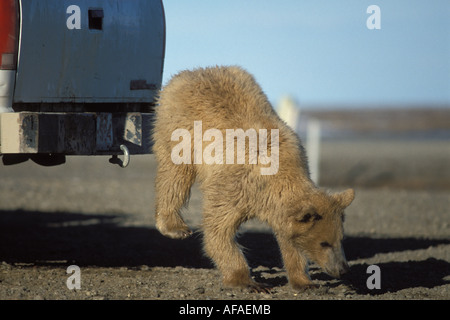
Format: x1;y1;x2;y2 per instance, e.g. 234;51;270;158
0;0;165;166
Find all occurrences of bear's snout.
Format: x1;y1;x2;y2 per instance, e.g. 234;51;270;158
324;261;349;279
338;261;350;277
322;246;349;278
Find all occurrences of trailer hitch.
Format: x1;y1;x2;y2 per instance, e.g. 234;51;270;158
109;144;130;168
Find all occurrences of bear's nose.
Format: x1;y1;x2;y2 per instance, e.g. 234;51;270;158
340;262;350;276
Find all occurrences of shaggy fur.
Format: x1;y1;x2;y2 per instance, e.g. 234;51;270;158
152;66;354;291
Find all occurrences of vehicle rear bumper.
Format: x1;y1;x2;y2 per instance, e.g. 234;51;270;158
0;112;153;155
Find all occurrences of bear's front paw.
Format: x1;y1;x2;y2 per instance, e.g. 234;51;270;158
163;228;193;239
156;217;192;239
247;281;272;294
291;282;320;291
223;277;272;294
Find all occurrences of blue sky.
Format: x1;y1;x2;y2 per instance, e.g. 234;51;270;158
162;0;449;108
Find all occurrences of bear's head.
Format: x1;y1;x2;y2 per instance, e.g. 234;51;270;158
287;188;355;278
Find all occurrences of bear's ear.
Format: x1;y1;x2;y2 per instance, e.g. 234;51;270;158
332;188;355;209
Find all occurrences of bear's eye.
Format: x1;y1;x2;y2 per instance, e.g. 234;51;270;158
297;211;322;223
313;213;323;221
298;213;312;223
320;241;332;248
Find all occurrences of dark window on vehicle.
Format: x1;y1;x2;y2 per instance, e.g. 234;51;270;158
89;9;103;30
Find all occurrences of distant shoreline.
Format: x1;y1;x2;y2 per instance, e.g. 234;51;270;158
295;106;450;140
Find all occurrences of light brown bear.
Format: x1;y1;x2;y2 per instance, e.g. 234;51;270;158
152;66;354;292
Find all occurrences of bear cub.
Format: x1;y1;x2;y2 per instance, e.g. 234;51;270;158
152;66;354;292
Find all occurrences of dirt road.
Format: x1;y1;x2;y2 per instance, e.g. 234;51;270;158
0;137;449;301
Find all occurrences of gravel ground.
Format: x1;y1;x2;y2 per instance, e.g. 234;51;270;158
0;138;449;301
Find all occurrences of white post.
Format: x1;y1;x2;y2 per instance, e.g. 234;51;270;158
307;119;321;185
276;95;300;133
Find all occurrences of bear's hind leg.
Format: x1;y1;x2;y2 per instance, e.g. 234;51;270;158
155;163;195;239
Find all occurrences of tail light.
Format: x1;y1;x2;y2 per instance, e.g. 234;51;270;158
0;0;19;70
